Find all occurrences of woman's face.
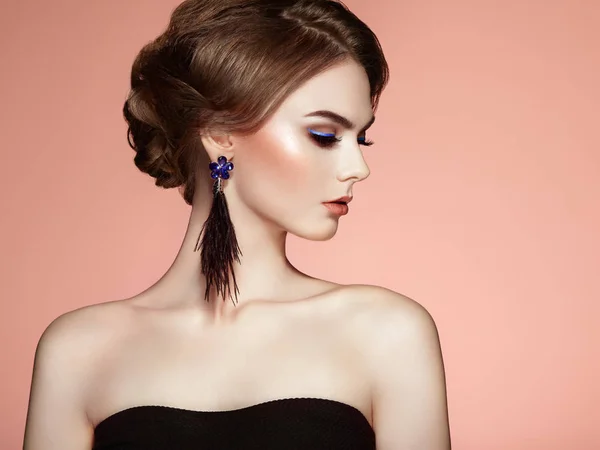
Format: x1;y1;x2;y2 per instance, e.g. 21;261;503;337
230;58;375;241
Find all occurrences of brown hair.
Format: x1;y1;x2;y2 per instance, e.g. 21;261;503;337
124;0;389;205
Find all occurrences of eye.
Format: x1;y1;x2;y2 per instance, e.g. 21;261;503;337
308;128;341;148
358;136;374;147
308;128;375;148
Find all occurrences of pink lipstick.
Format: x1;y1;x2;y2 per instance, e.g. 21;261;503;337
322;195;352;216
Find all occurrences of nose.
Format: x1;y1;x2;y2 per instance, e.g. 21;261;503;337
336;144;371;183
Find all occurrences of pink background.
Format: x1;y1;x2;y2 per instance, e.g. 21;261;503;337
1;1;598;448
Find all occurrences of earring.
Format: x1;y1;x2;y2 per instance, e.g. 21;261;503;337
194;156;242;305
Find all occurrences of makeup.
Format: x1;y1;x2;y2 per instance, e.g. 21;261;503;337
322;195;352;216
308;128;374;147
308;128;341;147
323;202;349;216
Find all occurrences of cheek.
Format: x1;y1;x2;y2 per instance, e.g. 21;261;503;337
236;125;319;201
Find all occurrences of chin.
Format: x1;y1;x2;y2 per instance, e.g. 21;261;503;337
293;221;339;242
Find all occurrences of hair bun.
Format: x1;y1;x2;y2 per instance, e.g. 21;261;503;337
123;46;185;189
124;91;182;190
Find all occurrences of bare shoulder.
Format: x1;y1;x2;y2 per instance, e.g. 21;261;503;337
36;299;133;358
340;284;451;449
340;283;439;336
31;298;135;390
340;283;443;372
24;300;133;449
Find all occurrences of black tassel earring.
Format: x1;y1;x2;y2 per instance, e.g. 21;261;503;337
194;155;242;305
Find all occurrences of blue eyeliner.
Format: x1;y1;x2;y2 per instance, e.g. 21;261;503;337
308;128;336;137
308;128;373;146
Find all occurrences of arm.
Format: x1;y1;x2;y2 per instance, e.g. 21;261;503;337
24;312;94;449
369;290;451;450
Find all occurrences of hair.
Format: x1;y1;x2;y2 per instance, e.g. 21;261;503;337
123;0;389;206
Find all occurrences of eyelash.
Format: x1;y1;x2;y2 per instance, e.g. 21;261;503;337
308;129;374;148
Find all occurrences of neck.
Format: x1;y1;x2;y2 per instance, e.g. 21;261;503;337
141;182;305;323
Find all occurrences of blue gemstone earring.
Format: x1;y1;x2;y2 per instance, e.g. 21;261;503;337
194;155;242;305
209;155;234;180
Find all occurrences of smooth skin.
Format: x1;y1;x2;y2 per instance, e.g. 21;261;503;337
24;59;451;449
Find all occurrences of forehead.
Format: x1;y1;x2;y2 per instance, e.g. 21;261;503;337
274;59;373;126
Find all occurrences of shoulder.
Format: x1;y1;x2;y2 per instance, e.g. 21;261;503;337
339;284;445;397
340;284;451;448
341;283;439;339
25;300;134;447
36;300;133;359
31;299;135;392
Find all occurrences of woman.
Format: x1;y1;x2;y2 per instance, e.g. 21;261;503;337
24;0;451;448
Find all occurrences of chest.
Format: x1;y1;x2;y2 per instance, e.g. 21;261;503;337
87;314;372;426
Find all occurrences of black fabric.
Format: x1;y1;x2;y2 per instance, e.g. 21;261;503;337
93;397;375;450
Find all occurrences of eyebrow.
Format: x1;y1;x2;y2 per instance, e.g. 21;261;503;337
304;110;376;132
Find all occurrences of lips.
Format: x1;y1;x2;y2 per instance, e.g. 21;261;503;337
323;202;349;215
327;195;352;204
322;196;352;216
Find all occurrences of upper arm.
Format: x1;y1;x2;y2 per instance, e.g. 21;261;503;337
24;311;95;450
367;288;451;450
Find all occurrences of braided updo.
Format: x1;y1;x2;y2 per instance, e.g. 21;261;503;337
123;0;389;205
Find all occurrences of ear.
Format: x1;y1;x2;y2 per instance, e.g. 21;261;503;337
200;130;235;163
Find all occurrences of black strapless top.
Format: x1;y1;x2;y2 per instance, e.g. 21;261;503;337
93;397;375;450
